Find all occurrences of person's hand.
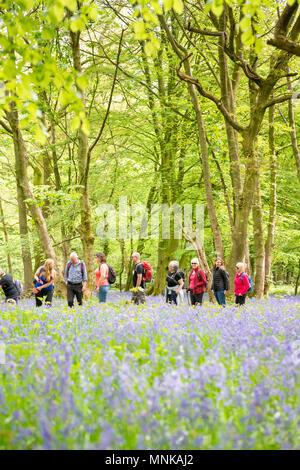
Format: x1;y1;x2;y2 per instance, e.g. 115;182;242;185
82;285;86;292
238;293;242;296
36;286;42;291
176;290;180;295
224;290;227;295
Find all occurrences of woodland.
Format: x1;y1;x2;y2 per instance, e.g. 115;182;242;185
0;0;299;298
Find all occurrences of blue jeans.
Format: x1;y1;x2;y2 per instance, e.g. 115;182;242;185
214;290;226;306
97;285;110;303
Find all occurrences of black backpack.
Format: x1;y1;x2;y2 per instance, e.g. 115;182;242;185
107;265;116;284
99;265;116;284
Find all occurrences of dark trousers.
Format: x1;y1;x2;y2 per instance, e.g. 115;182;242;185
67;283;83;307
35;290;53;307
166;290;177;305
190;292;204;306
131;290;146;305
235;294;246;306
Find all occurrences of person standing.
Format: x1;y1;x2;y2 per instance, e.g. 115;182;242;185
188;258;207;306
131;252;146;305
212;257;229;306
234;262;250;307
0;269;19;303
165;261;184;305
95;252;110;303
34;258;56;307
65;252;88;307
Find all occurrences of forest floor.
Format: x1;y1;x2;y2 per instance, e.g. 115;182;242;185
0;295;299;449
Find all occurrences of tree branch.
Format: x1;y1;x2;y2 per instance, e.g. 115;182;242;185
176;69;246;133
84;29;123;186
267;3;300;56
264;92;299;109
0;120;12;134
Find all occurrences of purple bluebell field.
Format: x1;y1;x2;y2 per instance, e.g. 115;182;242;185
0;293;300;449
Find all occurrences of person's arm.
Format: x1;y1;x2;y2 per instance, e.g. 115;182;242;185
36;279;54;291
221;268;229;293
34;267;41;282
36;272;56;291
176;278;184;295
240;274;250;295
64;264;68;284
82;263;88;292
96;265;106;289
136;273;142;288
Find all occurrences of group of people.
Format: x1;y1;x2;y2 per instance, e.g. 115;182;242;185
0;251;251;308
165;256;250;307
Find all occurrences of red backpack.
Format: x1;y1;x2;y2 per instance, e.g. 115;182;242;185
141;261;152;282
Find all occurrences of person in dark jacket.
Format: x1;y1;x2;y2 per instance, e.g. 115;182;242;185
188;258;207;306
212;257;229;306
165;261;184;305
0;268;19;303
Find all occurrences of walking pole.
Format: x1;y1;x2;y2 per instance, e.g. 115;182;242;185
186;289;191;306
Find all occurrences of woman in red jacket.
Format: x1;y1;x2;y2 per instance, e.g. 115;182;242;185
188;258;207;306
234;262;250;306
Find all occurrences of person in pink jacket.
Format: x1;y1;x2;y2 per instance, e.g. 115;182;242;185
234;262;250;307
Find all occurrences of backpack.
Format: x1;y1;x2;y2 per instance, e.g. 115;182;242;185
14;280;23;296
241;273;253;292
197;270;208;288
140;261;152;283
67;261;84;276
100;265;116;284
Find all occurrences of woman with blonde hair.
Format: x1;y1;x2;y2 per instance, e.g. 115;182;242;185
34;258;56;307
234;262;250;307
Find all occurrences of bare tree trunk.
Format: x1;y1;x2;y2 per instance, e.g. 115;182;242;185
0;197;13;276
264;105;277;296
252;179;265;298
6;103;65;295
218;13;242;220
287;75;300;183
295;259;300;296
158;15;224;260
16;184;33;293
70;29;95;295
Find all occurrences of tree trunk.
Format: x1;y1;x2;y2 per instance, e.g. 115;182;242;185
295;259;300;296
70;29;95;295
16;184;33;293
252;179;265;298
0;197;14;276
264;105;277;296
218;13;242;221
287;75;300;183
6;103;66;295
184;60;224;259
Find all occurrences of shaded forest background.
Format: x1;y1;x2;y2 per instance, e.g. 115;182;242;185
0;0;299;298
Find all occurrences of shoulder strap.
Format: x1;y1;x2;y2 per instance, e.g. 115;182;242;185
67;261;71;274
